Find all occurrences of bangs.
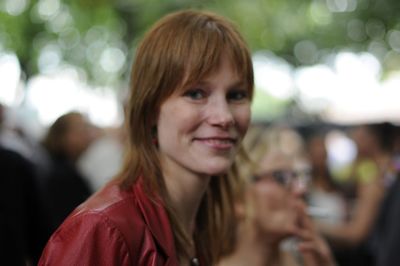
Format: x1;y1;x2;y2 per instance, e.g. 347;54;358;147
181;21;254;97
150;10;254;98
129;10;254;128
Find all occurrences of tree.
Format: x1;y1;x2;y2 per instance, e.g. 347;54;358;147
1;0;399;88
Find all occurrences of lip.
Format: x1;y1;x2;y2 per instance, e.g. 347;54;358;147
194;137;237;150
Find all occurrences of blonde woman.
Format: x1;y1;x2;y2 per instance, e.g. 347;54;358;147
219;126;336;266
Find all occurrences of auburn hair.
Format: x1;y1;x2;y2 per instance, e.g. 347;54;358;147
118;9;254;265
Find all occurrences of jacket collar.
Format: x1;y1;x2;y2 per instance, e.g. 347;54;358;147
133;179;179;265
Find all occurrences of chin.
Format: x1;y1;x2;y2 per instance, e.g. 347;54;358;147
201;161;232;176
202;167;229;176
208;169;229;176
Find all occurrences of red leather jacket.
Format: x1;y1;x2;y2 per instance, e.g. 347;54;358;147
39;179;179;266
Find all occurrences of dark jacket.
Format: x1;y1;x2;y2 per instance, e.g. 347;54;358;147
0;147;47;265
40;155;92;233
373;174;400;266
39;179;179;265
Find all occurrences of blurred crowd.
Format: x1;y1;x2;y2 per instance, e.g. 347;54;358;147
0;103;126;265
1;101;400;266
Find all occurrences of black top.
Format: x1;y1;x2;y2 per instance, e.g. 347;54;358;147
40;154;92;233
0;146;47;265
373;173;400;266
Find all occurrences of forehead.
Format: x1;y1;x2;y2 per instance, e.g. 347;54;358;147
257;151;293;173
179;54;244;90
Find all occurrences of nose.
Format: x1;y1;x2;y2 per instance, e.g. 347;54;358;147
207;97;234;128
291;180;307;197
289;173;311;199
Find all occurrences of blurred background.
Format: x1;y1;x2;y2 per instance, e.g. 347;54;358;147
1;0;400;134
2;1;400;265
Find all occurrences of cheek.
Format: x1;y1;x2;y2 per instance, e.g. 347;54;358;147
157;103;178;147
252;186;298;232
233;104;251;136
157;101;200;142
158;113;179;145
254;185;289;211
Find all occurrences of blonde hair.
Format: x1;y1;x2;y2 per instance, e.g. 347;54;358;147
119;10;254;264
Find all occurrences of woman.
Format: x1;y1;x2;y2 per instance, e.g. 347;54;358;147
305;130;346;226
39;10;254;266
218;126;335;266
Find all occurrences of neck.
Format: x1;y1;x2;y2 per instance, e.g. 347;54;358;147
220;221;281;266
161;159;211;235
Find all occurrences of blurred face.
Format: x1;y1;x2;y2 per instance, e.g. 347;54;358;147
351;126;377;157
157;56;251;177
308;136;327;169
245;151;303;241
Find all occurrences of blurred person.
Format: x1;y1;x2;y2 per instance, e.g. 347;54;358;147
305;130;346;226
262;123;313;185
316;123;391;266
0;103;53;179
367;124;400;266
371;171;400;266
218;126;336;266
0;103;35;159
1;104;49;265
39;9;254;266
40;111;95;234
77;93;128;192
377;123;400;187
264;123;307;160
0;146;48;265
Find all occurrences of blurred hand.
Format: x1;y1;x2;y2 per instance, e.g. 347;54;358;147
294;202;336;266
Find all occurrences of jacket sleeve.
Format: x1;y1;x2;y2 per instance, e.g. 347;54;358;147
39;212;132;266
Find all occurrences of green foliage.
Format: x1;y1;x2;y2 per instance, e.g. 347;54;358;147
0;0;399;87
251;87;290;122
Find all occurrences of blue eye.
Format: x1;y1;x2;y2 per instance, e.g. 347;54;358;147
184;89;206;100
227;89;248;101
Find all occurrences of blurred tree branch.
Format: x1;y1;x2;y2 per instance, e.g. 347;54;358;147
1;0;399;88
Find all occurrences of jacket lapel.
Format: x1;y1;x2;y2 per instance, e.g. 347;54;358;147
133;180;179;265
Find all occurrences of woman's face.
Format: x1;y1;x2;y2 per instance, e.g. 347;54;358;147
246;151;302;241
157;56;251;177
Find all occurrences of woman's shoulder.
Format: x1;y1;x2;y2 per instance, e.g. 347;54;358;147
39;180;178;266
39;182;142;265
39;205;134;265
61;180;151;241
73;180;139;215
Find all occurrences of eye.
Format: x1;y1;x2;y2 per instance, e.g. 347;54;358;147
183;88;206;100
227;89;248;101
271;171;288;185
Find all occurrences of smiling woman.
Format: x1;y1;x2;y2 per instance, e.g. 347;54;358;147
39;9;254;266
157;55;250;177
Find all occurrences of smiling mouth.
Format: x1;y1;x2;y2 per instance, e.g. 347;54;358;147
195;137;236;150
